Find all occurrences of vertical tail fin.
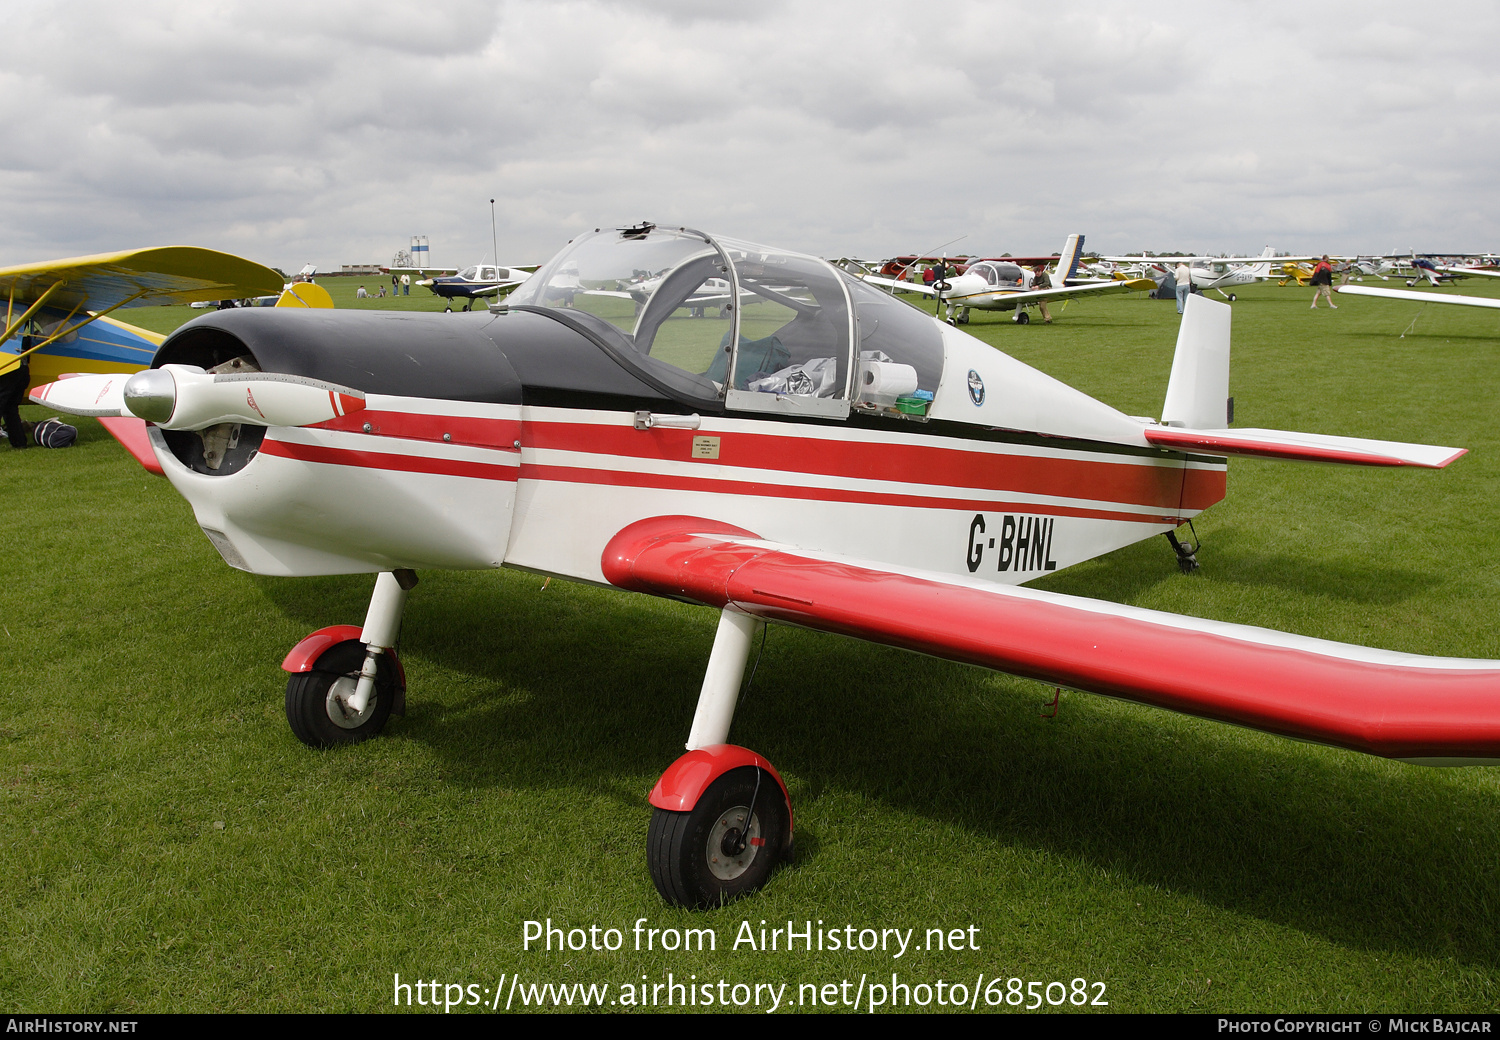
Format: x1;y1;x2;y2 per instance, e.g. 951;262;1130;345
1053;234;1085;286
1247;246;1275;279
1161;295;1232;429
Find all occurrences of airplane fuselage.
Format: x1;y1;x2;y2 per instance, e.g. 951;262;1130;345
144;306;1224;593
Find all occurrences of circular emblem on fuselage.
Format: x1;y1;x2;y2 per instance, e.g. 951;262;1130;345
967;369;985;406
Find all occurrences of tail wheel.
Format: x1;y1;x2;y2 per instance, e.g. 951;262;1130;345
285;640;397;748
648;766;788;908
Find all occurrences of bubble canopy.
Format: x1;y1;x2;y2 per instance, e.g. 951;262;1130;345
506;224;943;418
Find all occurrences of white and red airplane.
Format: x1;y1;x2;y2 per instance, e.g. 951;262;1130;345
32;222;1500;909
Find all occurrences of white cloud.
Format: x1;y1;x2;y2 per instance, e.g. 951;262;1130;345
0;0;1494;270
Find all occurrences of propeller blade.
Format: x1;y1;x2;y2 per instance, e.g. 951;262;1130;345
27;372;131;416
123;365;366;431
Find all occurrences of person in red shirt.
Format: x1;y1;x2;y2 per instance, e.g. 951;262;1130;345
1310;256;1336;309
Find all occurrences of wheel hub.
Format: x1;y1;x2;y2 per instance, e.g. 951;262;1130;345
325;675;375;730
706;805;761;881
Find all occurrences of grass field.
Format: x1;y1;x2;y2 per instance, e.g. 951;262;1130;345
5;274;1500;1013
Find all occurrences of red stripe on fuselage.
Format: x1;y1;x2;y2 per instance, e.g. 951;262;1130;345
267;411;1224;523
313;410;521;451
520;462;1189;525
525;421;1225;512
260;438;519;481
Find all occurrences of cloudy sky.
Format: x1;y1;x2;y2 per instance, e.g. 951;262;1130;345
0;1;1494;272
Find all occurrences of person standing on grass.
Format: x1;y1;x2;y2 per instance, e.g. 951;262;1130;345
1310;255;1336;309
1033;264;1053;324
1175;260;1192;314
0;343;31;449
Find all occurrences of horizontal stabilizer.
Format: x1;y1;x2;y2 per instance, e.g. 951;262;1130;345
1144;425;1465;468
604;517;1500;763
1336;285;1500;309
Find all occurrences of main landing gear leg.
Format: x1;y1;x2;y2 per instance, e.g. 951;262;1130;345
1165;529;1200;574
282;569;417;747
647;608;792;908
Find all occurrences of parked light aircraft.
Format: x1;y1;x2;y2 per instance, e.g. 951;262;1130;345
1106;249;1298;301
1;247;284;395
1405;257;1457;287
1347;257;1396;280
33;223;1500;909
1182;248;1286;299
858;235;1155;324
418;263;536;311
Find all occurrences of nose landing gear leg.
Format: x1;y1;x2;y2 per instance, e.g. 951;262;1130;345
282;569;417;747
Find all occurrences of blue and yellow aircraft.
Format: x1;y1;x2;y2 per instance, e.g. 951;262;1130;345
0;246;290;393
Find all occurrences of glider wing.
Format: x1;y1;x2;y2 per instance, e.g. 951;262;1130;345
1335;285;1500;310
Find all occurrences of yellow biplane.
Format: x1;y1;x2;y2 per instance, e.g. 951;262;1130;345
1;246;298;392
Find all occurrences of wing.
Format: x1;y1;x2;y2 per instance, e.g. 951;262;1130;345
981;278;1157;305
95;416;164;475
1335;285;1500;310
855;273;942;296
468;279;529;298
603;517;1500;763
0;246;283;312
1437;266;1500;279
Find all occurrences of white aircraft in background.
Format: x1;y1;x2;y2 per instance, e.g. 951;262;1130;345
854;234;1156;324
1105;248;1302;301
418;263;537;311
1346;257;1397;280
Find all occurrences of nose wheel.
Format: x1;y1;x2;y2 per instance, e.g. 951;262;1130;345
285;655;397;747
648;765;789;908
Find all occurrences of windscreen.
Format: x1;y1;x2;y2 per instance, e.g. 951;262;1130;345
506;227;737;402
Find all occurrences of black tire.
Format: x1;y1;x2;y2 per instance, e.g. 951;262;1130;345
1015;311;1030;325
285;641;396;748
1228;293;1237;301
444;305;453;313
648;766;788;908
